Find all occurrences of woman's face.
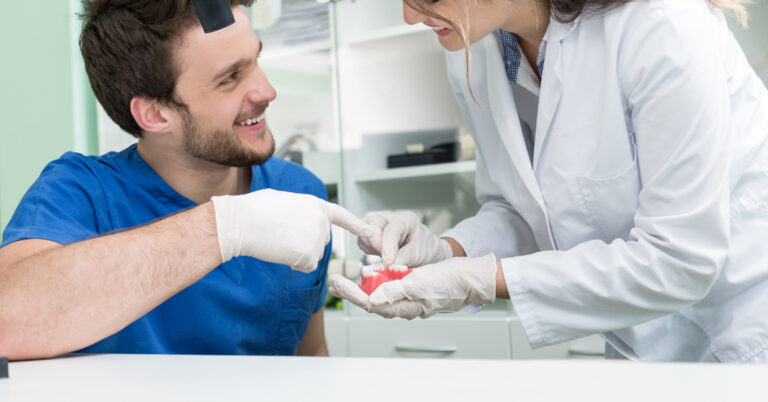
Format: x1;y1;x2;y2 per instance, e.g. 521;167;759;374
402;0;512;51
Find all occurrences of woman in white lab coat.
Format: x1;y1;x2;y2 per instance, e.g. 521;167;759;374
329;0;768;363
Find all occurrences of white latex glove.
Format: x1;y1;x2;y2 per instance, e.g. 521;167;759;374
212;189;373;272
356;211;453;267
328;254;497;319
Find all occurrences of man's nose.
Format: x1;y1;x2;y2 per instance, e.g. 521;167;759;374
246;70;277;104
402;2;426;25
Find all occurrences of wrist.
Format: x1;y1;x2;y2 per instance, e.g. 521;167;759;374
441;237;466;258
437;239;453;262
495;260;509;299
467;253;499;304
209;196;235;263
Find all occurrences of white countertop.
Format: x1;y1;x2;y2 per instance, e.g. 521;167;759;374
0;354;765;402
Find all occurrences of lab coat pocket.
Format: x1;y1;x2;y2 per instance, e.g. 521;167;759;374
574;158;640;243
274;279;323;355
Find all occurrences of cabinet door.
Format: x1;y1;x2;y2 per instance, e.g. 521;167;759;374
324;312;348;357
347;317;511;359
509;318;605;360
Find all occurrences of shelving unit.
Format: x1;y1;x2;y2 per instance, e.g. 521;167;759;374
258;40;332;61
341;24;430;46
355;160;476;183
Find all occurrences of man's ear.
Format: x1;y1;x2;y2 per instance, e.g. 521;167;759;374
130;96;174;135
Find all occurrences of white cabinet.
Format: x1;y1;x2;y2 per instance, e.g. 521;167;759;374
509;317;605;360
324;310;349;357
347;316;511;360
325;313;607;360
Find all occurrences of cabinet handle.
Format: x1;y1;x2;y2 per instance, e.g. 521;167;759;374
567;347;605;357
395;345;458;354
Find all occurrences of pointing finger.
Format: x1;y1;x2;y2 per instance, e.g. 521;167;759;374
327;203;374;238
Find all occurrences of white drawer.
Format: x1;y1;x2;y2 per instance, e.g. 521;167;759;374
509;318;605;359
324;312;348;357
347;316;511;359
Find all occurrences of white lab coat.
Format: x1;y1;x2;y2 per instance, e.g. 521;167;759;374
441;0;768;362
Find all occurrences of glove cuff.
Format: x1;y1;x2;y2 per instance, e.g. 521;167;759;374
468;253;498;305
437;238;454;263
211;195;237;263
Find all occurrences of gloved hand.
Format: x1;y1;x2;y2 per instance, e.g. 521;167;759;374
212;189;373;272
356;211;453;267
328;254;498;319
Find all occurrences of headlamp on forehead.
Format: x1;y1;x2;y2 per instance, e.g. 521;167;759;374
191;0;235;33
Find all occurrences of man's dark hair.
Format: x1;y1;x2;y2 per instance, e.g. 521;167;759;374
80;0;255;137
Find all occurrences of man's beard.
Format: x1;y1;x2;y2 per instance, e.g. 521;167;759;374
181;109;275;167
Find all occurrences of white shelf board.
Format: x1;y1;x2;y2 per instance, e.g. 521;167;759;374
342;24;431;46
355;160;476;183
259;40;332;61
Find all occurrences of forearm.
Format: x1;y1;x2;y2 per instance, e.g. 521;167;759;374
0;202;221;360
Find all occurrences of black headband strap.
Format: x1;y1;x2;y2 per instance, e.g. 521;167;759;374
191;0;235;33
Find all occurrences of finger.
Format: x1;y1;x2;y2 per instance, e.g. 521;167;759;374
380;219;409;266
392;241;420;267
362;214;389;253
368;300;422;320
357;222;383;255
363;213;389;229
357;235;381;256
328;274;370;309
326;203;374;238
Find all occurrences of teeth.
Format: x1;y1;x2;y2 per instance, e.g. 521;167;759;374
361;265;382;278
237;114;265;127
361;263;408;277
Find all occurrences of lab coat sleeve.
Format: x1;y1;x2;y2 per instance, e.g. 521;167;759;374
441;48;539;259
504;2;732;348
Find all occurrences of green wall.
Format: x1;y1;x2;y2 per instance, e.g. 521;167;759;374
0;0;98;231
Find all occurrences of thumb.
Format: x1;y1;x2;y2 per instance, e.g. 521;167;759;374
327;203;374;238
328;274;370;310
381;219;408;266
392;241;422;267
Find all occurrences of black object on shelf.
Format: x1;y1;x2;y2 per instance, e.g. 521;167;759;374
387;142;459;169
0;357;8;378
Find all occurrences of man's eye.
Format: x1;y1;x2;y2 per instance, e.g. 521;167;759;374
221;72;239;85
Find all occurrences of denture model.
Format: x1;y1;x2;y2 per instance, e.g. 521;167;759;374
359;264;413;295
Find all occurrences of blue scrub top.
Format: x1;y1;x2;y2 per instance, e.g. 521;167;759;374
1;144;331;355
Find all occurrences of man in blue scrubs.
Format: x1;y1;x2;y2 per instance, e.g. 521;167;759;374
0;0;372;360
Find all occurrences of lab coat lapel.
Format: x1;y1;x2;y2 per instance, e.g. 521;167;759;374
533;19;579;171
485;37;546;210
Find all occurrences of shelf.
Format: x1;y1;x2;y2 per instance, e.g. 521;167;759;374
259;40;332;61
355;160;476;183
342;24;431;46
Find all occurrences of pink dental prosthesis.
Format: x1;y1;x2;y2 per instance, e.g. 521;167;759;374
359;264;413;295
